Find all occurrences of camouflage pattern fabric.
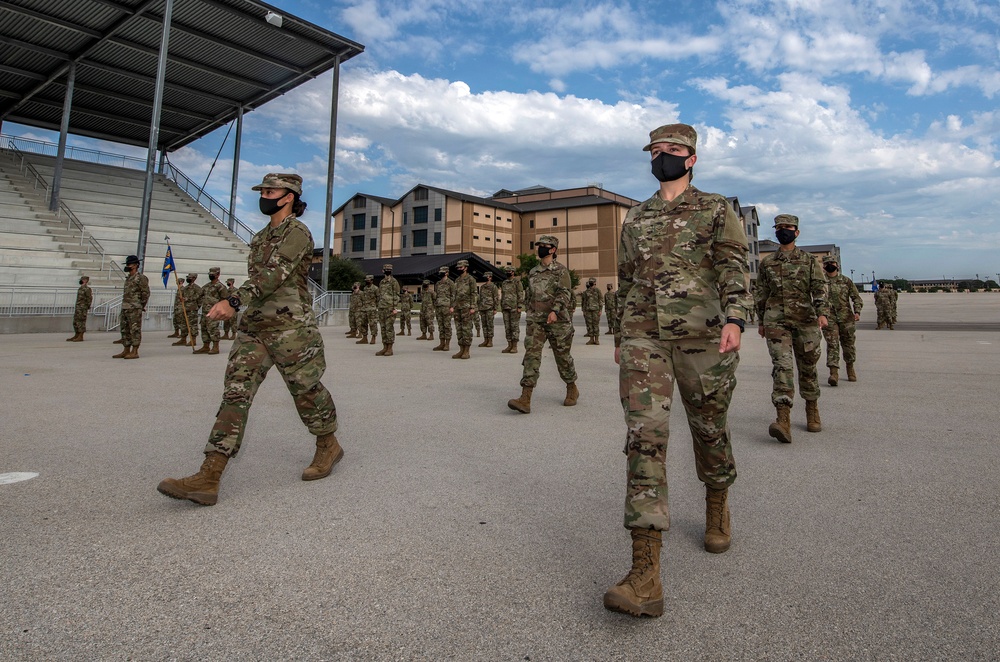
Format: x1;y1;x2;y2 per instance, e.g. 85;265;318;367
362;283;379;337
501;276;524;343
349;288;363;335
172;285;186;333
453;271;477;346
435;276;454;342
581;286;602;337
478;281;498;341
223;283;237;336
419;288;436;336
604;288;619;334
824;273;862;367
206;213;336;457
399;290;412;333
473;290;482;336
619;337;739;530
519;260;576;387
200;278;229;343
615;185;750;532
377;274;400;345
763;324;822;405
182;281;202;338
73;284;92;334
119;271;149;345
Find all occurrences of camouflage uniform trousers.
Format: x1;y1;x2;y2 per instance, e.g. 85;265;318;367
619;337;738;531
223;317;235;337
119;309;143;346
379;309;397;345
399;310;411;334
366;308;379;338
348;308;358;334
201;317;222;344
435;307;452;342
204;327;337;457
764;324;822;406
584;310;601;338
419;306;435;336
473;310;482;336
173;306;185;334
454;308;476;347
502;308;521;343
823;320;857;368
519;319;576;387
478;310;495;341
876;304;892;328
73;309;88;334
185;307;200;338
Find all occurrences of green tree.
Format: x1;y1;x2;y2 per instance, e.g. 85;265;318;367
326;255;366;291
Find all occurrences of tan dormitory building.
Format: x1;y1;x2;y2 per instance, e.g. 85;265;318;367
333;184;761;287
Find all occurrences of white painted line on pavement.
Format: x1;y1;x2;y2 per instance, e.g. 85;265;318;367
0;472;39;485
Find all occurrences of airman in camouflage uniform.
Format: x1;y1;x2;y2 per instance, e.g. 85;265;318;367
223;278;237;339
888;285;898;326
158;173;342;506
451;259;478;359
433;267;454;352
500;266;524;353
604;124;750;619
375;263;401;356
172;273;201;347
168;280;185;338
67;275;92;341
507;234;577;413
194;267;228;355
113;255;150;359
398;288;413;336
473;290;482;338
822;256;862;385
477;272;499;348
418;280;436;340
346;282;362;338
581;277;602;345
604;283;617;335
755;214;829;442
362;274;379;344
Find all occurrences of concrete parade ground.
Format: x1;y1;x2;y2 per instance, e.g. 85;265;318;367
1;292;998;661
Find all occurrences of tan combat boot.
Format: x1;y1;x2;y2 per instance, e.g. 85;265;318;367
370;334;377;344
113;345;130;358
484;339;492;347
507;386;533;414
586;336;596;345
828;367;839;386
806;400;822;432
302;433;344;481
383;344;393;356
66;333;80;342
846;363;857;382
603;529;663;618
593;336;600;345
157;451;229;506
167;330;180;338
124;345;140;359
563;382;579;406
769;405;792;443
75;333;85;342
208;341;220;355
478;338;488;347
432;338;445;351
427;330;434;341
376;344;388;356
704;486;732;553
452;344;468;359
113;338;125;344
171;336;188;346
417;332;427;340
509;341;518;354
397;328;405;336
501;341;513;353
441;340;451;352
193;342;211;354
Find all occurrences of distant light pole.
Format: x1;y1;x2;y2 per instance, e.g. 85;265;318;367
850;269;854;282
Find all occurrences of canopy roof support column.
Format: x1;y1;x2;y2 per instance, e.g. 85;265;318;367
49;62;75;212
136;0;174;271
229;105;243;232
321;55;342;291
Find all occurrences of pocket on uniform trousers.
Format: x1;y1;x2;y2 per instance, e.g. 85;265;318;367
619;343;652;411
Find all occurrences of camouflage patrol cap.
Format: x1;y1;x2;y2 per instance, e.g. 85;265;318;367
456;259;469;267
365;274;374;281
505;266;515;273
422;279;431;285
226;278;235;284
643;123;697;153
209;266;221;275
587;277;597;285
822;255;839;265
187;273;198;279
773;214;799;227
251;173;302;195
383;263;393;271
536;234;559;247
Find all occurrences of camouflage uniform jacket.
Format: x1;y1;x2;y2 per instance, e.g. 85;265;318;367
122;272;150;310
400;290;412;313
76;284;93;312
581;287;602;312
377;275;401;311
826;274;863;323
349;289;362;313
435;277;454;309
173;286;185;309
755;247;830;326
362;283;379;311
478;282;499;311
501;277;524;310
235;214;317;332
200;279;229;312
603;289;617;318
421;289;436;308
453;272;477;311
182;282;202;311
616;186;750;345
524;260;572;323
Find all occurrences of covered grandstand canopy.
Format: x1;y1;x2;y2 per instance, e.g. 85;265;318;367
0;0;364;150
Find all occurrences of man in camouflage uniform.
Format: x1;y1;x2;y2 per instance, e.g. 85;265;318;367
433;266;454;352
398;287;413;336
500;266;524;353
887;284;898;328
473;288;482;338
223;278;237;340
172;273;201;347
822;256;862;385
755;214;829;443
113;255;150;359
581;277;603;345
346;282;362;338
604;282;617;335
375;263;400;356
158;173;342;506
604;124;750;619
477;272;499;348
451;258;478;359
168;279;185;338
194;267;228;355
67;275;92;341
874;284;894;329
355;275;376;344
507;234;577;413
418;280;435;340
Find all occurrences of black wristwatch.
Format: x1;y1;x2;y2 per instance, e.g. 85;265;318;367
227;295;241;309
726;317;745;332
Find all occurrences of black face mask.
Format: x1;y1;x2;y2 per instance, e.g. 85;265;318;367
383;271;391;276
259;194;286;216
186;278;193;284
79;279;84;285
824;265;838;273
651;152;691;182
537;245;552;259
775;228;797;245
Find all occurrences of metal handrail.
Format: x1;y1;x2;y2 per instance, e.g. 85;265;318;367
161;157;256;245
0;134;147;170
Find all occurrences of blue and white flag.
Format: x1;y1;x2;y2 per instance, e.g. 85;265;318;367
162;246;177;288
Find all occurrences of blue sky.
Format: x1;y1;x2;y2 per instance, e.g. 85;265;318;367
10;0;1000;281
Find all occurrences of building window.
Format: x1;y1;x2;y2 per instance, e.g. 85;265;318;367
403;235;407;248
403;212;408;225
342;239;347;253
473;235;479;240
413;206;428;224
485;214;491;218
414;187;428;201
496;238;502;242
485;236;491;242
342;218;347;231
370;238;377;251
434;232;441;246
506;240;512;244
353;197;366;208
351;236;364;252
353;214;365;230
434;208;442;222
552;217;558;226
529;220;534;228
473;212;479;216
412;229;428;247
371;216;378;228
529;241;534;249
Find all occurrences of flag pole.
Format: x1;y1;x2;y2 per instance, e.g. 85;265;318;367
167;237;195;346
